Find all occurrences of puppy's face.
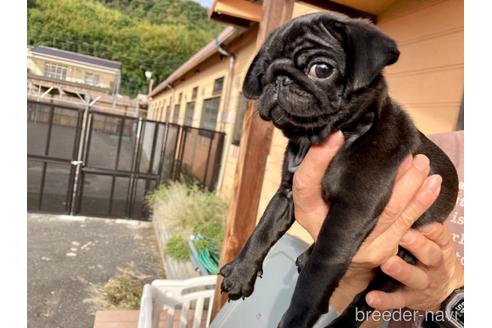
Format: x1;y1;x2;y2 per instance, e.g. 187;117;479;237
243;12;400;143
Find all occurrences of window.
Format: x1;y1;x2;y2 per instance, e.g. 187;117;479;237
172;104;180;123
184;102;195;126
213;77;224;95
165;105;171;122
84;72;100;86
44;62;67;80
192;87;198;100
200;97;220;130
178;92;183;102
158;102;165;121
232;94;248;145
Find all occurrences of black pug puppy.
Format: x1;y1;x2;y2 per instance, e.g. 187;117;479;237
219;11;458;328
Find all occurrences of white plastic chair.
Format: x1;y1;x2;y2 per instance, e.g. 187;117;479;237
138;275;218;328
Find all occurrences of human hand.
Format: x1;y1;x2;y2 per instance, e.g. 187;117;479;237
292;130;344;238
292;131;444;312
293;131;442;271
366;222;464;312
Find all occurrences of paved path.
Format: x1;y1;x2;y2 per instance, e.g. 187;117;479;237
27;213;164;328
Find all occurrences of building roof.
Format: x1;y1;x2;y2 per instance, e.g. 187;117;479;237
150;26;243;97
30;45;122;71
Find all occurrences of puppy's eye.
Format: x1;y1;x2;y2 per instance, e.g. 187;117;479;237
308;63;334;79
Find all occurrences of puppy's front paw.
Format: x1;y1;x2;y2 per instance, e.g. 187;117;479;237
219;259;261;301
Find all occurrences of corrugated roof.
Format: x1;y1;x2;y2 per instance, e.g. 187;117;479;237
150;26;243;97
31;46;122;70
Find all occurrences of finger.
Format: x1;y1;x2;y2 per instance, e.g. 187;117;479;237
399;229;443;267
371;155;431;236
418;222;454;252
366;289;415;311
381;256;429;290
395;154;413;181
293;131;344;194
382;174;442;245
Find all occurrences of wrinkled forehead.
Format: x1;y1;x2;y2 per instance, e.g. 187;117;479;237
264;12;346;64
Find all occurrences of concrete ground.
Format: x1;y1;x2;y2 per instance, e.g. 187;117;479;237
27;213;164;328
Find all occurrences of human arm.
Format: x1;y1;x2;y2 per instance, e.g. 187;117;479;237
292;131;463;320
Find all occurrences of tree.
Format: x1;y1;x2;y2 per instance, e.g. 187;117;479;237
28;0;224;96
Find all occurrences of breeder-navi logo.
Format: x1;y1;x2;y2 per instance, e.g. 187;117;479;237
355;308;446;323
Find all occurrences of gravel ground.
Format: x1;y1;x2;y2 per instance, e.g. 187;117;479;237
27;213;164;328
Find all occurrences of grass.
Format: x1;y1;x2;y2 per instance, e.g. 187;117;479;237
84;269;150;312
147;181;227;262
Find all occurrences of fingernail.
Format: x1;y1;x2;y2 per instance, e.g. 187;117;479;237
413;154;429;171
400;230;415;244
382;260;398;275
424;175;442;192
326;130;344;149
367;294;379;307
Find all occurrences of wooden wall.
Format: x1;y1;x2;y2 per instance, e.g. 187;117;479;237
379;0;464;134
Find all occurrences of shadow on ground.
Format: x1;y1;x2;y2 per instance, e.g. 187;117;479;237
27;213;164;328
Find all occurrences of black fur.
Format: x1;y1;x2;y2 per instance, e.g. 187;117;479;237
220;12;458;328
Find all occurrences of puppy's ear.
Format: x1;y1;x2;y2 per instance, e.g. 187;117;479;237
342;20;399;90
242;48;267;99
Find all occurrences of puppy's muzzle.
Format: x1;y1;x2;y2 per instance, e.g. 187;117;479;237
265;59;330;106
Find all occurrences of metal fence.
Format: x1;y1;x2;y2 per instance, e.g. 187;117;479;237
27;99;225;220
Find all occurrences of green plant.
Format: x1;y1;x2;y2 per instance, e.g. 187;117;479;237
147;182;227;262
28;0;223;96
165;235;191;261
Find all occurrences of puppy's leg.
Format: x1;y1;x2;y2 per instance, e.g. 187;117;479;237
325;247;416;328
220;185;295;300
220;142;309;300
278;202;379;328
296;243;314;273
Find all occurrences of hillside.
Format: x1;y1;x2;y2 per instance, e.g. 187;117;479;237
27;0;224;96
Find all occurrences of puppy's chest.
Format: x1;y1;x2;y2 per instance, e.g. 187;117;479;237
319;144;396;203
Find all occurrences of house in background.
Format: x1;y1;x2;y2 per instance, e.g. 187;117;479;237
28;45;121;97
148;0;463;243
27;46;147;116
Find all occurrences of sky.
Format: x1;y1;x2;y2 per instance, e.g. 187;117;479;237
192;0;213;9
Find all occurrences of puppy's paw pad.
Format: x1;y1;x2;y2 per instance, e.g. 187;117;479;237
219;260;259;300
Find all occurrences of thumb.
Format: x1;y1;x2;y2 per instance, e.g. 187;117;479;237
294;131;344;191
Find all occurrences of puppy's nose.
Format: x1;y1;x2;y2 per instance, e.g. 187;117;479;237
277;75;293;86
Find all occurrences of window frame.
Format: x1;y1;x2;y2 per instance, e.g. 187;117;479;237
192;87;198;100
184;101;195;127
212;77;224;96
172;103;180;124
231;93;249;146
165;105;171;122
44;62;67;80
199;96;221;131
84;71;100;86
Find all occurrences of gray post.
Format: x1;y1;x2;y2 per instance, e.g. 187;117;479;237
70;95;91;215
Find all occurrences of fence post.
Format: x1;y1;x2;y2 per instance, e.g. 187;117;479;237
127;117;143;218
156;123;169;184
70;96;91;215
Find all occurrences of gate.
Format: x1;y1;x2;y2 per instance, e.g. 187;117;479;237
27;99;225;220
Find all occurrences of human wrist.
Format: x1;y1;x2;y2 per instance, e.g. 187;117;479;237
331;269;376;313
444;264;464;307
430;262;464;312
